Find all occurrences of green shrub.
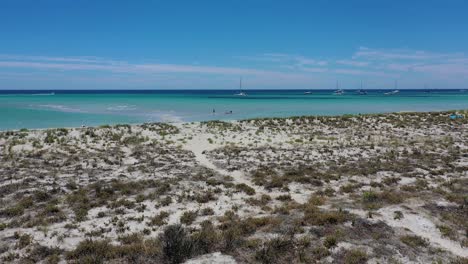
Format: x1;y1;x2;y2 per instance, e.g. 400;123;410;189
340;183;360;193
192;221;219;254
362;191;378;203
180;211;198;225
437;225;455;239
16;233;32;249
323;236;337;249
343;249;368;264
201;208;214;216
160;225;194;264
276;194;292;201
1;205;24;217
148;211;170;226
308;195;325;206
255;237;293;264
400;235;429;248
235;183;256;195
303;205;349;226
66;239;114;263
393;211;403;220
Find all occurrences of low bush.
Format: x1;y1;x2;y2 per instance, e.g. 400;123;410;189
148;211;170;226
180;211;198;225
255;237;294;264
343;248;368;264
160;224;194;264
235;183;256;195
303;205;349;226
400;235;429;248
192;221;219;254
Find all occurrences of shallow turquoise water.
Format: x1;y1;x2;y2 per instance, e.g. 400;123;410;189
0;90;467;130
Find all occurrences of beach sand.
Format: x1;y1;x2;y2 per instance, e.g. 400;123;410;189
0;110;467;263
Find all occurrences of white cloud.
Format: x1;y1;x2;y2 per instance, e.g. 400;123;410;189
301;67;328;73
2;47;468;89
336;60;369;67
0;54;109;64
413;63;468;75
239;53;328;67
348;47;468;79
353;47;465;61
335;69;397;77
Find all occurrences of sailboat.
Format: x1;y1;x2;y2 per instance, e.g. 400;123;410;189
385;80;400;95
333;81;344;95
356;80;367;95
234;77;247;96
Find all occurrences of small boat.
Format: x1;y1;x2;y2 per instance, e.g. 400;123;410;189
384;90;400;95
234;77;247;96
356;89;367;95
304;91;312;95
424;85;431;93
384;80;400;95
333;89;344;95
333;81;344;95
356;81;367;95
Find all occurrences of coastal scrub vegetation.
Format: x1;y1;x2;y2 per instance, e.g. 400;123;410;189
0;111;467;263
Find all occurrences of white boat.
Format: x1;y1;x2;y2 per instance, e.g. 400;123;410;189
384;80;400;95
234;77;247;96
356;81;367;95
356;89;367;95
333;81;344;95
333;89;344;95
384;90;400;95
304;91;312;95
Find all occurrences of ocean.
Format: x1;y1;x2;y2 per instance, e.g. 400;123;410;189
0;89;467;131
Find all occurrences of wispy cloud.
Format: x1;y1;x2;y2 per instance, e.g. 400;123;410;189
1;47;468;89
0;54;110;64
334;69;397;77
239;53;328;68
0;55;326;89
349;47;468;78
413;63;468;75
353;47;464;61
336;60;369;67
0;58;298;78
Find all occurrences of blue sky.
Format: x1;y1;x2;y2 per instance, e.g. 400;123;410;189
1;0;468;89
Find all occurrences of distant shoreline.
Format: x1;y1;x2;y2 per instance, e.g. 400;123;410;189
0;88;466;94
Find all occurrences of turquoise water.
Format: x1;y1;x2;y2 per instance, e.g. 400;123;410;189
0;90;467;130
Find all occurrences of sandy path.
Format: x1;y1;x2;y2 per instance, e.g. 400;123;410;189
378;206;468;258
183;133;253;187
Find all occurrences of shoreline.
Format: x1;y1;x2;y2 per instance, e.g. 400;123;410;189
2;109;467;133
